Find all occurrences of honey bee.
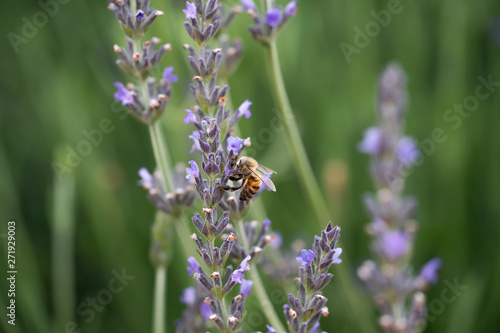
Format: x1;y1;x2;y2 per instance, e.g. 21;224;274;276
221;155;276;201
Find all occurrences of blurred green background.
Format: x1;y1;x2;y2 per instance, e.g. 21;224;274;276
1;0;500;332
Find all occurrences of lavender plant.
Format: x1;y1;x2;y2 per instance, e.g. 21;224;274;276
357;62;442;332
178;0;286;331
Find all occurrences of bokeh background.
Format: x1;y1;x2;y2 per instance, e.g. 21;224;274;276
1;0;500;332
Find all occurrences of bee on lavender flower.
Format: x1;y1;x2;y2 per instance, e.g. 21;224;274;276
221;155;276;200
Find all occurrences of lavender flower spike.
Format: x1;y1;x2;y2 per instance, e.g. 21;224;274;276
358;62;441;333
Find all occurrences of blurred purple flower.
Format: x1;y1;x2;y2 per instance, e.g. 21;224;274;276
241;0;256;10
185;160;200;179
186;256;200;276
237;100;252;119
189;131;201;153
114;82;134;105
180;287;196;306
184;109;197;124
266;325;277;333
240;255;251;271
240;279;253;297
163;66;178;83
332;247;343;264
396;137;419;165
138;167;153;188
379;230;409;261
284;1;297;16
183;1;197;19
265;9;282;27
200;302;211;319
227;136;244;154
269;231;282;249
419;258;442;284
296;249;315;266
358;127;383;155
135;9;146;21
231;269;245;283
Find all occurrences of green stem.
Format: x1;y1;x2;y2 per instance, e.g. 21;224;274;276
265;41;330;226
237;221;286;332
264;41;377;333
153;265;167;333
149;122;175;191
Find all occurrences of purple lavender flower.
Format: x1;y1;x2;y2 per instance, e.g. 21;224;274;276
231;269;245;283
379;230;409;261
189;131;202;153
138;167;153;188
284;1;297;17
296;249;315;266
332;247;343;264
240;255;251;271
241;0;256;10
113;82;134;105
200;302;212;319
227;136;244;154
187;256;201;276
183;1;197;19
419;258;442;284
396;137;419;165
265;9;282;27
237;100;252;119
180;287;196;306
240;279;253;297
269;232;282;249
358;127;383;155
135;9;146;21
185;160;200;179
163;66;178;83
184;109;197;124
266;325;277;333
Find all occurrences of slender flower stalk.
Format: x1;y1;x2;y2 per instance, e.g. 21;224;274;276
239;1;378;331
357;63;442;333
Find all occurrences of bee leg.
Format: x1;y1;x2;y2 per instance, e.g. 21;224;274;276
221;183;245;192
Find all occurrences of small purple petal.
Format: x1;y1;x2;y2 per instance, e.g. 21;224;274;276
240;279;254;297
189;131;202;153
231;269;245;284
180;287;196;306
419;258;442;284
138;167;153;187
185;160;200;179
200;303;211;319
237;99;252;119
163;66;178;83
332;247;343;264
239;255;251;271
135;9;146;21
358;127;383;155
227;136;244;154
183;1;197;19
241;0;256;10
184;109;197;124
397;137;419;165
186;256;200;276
265;8;282;27
284;1;297;16
266;325;277;333
296;249;315;266
379;230;409;260
113;82;134;106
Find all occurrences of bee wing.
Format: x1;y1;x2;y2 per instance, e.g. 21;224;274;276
250;169;276;192
257;164;277;174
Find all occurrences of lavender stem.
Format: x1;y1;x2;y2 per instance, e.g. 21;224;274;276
152;264;166;333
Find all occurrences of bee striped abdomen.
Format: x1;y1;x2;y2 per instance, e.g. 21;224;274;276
240;175;261;201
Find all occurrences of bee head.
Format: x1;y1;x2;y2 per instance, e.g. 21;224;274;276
229;155;238;169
